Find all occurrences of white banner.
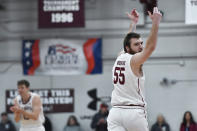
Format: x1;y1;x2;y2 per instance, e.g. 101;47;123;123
22;38;102;75
185;0;197;24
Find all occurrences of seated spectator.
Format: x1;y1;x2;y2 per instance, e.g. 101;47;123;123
43;114;52;131
91;103;108;131
63;115;82;131
180;111;197;131
0;112;16;131
151;114;170;131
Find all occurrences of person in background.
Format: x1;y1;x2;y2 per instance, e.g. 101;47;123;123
63;115;82;131
151;114;170;131
0;112;16;131
180;111;197;131
43;114;52;131
91;103;108;131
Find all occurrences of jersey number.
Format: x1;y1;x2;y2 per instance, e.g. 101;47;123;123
113;67;125;85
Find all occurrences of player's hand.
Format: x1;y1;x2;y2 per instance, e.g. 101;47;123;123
10;106;17;112
126;8;139;24
10;106;22;113
148;7;162;25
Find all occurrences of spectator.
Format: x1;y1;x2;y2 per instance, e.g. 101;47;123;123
0;112;16;131
63;115;82;131
151;114;170;131
180;111;197;131
91;103;108;131
43;114;52;131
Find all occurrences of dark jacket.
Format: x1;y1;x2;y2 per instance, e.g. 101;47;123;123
43;116;52;131
180;123;197;131
0;120;16;131
151;122;170;131
91;111;108;131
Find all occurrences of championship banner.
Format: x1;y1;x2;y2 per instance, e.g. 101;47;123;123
6;89;74;113
22;38;102;75
185;0;197;24
38;0;84;28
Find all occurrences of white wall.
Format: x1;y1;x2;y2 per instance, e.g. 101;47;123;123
158;0;185;22
145;59;197;131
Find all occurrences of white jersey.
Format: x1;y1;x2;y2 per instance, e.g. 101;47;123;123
16;92;45;128
111;53;146;108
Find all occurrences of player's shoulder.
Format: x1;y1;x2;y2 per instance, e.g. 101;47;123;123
120;53;133;57
31;92;41;99
115;53;133;64
119;53;133;60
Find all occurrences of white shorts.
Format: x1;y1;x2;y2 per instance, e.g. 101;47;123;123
107;107;149;131
20;125;45;131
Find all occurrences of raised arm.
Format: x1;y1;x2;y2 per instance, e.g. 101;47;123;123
126;8;139;33
118;9;140;56
131;7;162;66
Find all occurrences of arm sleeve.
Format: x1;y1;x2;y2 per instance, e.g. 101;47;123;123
167;124;170;131
151;124;156;131
9;121;17;131
91;114;98;129
180;124;184;131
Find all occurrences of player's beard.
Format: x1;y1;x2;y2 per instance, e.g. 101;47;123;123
127;46;143;55
127;46;137;55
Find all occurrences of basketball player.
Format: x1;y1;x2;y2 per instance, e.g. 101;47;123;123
10;80;45;131
107;7;162;131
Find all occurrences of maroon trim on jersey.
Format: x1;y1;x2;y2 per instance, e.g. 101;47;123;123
137;78;145;106
144;110;147;119
21;94;32;104
138;79;147;120
113;104;145;108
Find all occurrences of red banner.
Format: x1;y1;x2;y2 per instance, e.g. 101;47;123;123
6;89;74;113
38;0;85;28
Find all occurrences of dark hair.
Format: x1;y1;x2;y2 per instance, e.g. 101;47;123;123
123;32;141;52
17;80;30;88
1;112;7;116
182;111;196;126
67;115;80;126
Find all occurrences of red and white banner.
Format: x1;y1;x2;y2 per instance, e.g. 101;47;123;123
22;38;102;75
